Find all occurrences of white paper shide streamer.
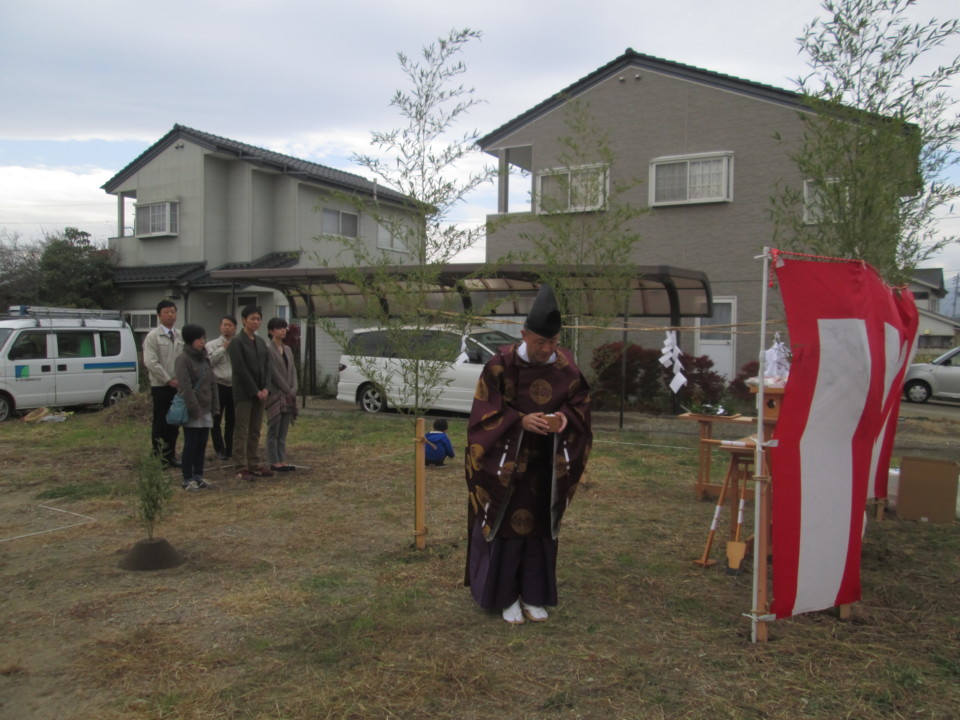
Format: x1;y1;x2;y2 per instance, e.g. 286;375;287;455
660;330;686;394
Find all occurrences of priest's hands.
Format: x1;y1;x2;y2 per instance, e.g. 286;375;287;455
522;411;567;435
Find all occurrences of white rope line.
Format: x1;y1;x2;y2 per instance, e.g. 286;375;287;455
0;505;97;544
593;439;694;451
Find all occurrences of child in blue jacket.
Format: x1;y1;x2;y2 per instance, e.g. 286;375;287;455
425;418;455;466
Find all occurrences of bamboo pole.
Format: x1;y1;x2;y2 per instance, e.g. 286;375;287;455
752;248;772;644
414;417;427;550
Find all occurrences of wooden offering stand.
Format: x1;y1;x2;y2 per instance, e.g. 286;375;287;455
692;435;757;567
684;386;783;568
681;413;763;501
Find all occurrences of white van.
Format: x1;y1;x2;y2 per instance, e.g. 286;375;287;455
337;326;518;414
0;306;140;421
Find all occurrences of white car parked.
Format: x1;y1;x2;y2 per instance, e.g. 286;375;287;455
0;307;139;421
902;346;960;403
337;326;518;414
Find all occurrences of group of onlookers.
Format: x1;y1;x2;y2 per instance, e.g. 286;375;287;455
142;300;298;491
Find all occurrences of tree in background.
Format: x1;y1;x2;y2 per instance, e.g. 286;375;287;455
0;230;44;307
316;28;496;420
514;100;646;364
38;227;120;308
771;0;959;284
1;227;119;309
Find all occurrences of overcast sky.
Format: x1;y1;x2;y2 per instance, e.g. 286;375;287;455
1;0;958;279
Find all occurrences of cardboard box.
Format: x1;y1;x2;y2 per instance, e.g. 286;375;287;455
897;456;959;524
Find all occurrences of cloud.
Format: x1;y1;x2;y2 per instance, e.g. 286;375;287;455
0;166;117;242
2;0;957;271
262;130;376;167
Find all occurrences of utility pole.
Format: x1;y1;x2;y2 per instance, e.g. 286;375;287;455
952;272;958;319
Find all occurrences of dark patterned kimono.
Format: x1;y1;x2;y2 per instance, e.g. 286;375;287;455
464;342;592;610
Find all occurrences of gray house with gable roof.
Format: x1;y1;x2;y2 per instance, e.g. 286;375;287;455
478;48;926;377
102;124;418;386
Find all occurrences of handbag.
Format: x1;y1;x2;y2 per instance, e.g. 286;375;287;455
165;362;209;426
166;393;190;426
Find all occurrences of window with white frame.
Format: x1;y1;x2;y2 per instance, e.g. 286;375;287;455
802;178;844;224
377;222;403;251
650;153;733;206
322;209;359;238
536;164;608;214
125;311;158;331
135;201;179;236
277;304;290;321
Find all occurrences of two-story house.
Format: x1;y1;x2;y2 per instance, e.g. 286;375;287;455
909;268;959;349
102;124;417;355
479;48;921;378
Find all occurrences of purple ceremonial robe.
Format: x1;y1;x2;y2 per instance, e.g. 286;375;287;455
464;343;592;609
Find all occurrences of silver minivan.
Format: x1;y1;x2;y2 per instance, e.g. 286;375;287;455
337;326;518;414
0;307;139;421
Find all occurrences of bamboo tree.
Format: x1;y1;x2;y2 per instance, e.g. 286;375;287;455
133;451;172;541
315;28;497;422
515;99;646;363
771;0;960;283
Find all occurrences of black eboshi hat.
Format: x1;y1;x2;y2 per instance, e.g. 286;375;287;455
524;283;562;338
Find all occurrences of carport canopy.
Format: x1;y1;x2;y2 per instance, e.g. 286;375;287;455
210;262;712;397
209;263;713;322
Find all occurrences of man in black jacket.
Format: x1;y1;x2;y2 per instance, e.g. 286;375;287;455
227;306;274;479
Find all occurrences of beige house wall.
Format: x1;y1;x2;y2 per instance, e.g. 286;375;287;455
108;139;412;272
104;126;425;392
108;143;206;267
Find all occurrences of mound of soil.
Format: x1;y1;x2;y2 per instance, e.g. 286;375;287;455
118;537;185;571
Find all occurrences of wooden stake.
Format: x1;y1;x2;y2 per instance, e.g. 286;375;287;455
874;497;886;521
414;417;427;550
753;472;770;643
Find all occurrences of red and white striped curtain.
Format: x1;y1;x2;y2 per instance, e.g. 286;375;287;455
769;255;918;619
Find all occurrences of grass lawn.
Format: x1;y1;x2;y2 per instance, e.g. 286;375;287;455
1;395;958;719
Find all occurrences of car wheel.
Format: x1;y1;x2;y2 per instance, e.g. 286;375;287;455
104;385;131;407
358;383;387;413
904;380;931;404
0;393;13;422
